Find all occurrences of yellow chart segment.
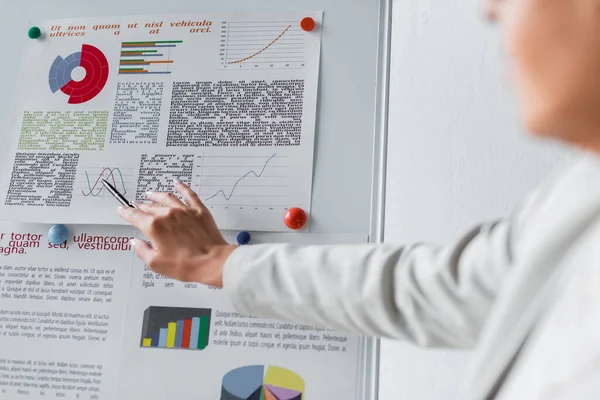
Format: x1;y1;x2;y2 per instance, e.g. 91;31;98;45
264;366;305;393
167;322;177;348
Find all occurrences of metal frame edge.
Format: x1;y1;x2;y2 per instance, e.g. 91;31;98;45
362;0;393;398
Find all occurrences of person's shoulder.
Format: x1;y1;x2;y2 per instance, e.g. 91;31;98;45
518;148;599;213
508;149;600;248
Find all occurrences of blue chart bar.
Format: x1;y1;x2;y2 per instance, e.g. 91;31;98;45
158;328;168;348
190;317;200;347
122;45;177;48
120;54;165;58
151;333;159;347
118;72;173;75
175;320;184;348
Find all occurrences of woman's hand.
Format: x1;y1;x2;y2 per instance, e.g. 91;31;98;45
117;180;236;288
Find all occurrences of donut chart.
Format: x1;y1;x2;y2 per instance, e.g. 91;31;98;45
221;365;304;400
49;44;109;104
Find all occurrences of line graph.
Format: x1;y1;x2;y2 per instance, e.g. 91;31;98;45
196;154;293;208
220;21;306;70
83;168;126;197
227;26;291;65
75;167;136;198
204;154;277;201
192;152;310;231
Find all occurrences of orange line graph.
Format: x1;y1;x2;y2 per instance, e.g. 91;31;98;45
227;25;292;65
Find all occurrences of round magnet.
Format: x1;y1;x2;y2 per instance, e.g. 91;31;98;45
284;207;308;230
48;224;69;245
236;231;251;246
28;27;42;39
300;17;316;32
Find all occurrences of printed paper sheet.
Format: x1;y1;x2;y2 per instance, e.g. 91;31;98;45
0;12;322;231
0;223;364;399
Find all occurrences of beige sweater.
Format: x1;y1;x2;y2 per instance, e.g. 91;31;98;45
223;150;600;399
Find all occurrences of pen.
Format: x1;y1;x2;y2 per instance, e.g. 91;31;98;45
101;179;138;209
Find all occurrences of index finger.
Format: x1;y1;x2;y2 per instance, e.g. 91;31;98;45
117;206;153;231
174;180;203;209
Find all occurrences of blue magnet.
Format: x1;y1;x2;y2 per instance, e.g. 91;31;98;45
48;224;69;245
236;231;251;246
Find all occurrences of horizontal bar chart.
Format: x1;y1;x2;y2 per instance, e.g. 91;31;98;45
119;40;182;75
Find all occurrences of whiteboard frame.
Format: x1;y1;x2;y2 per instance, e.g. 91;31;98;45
363;0;393;398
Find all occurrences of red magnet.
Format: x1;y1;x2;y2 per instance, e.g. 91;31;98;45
300;17;316;32
284;207;308;230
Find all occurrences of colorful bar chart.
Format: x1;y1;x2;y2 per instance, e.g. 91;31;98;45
140;306;211;351
119;40;182;75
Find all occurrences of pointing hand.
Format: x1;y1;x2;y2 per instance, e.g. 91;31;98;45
118;180;236;288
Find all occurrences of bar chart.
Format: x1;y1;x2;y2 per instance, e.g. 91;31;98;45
140;306;212;350
119;40;183;75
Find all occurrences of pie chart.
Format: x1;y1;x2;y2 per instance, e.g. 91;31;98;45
221;365;304;400
49;44;109;104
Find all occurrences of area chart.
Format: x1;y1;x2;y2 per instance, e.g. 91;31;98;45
49;44;109;104
140;306;211;350
221;365;304;400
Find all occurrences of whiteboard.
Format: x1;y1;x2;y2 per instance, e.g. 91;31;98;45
0;0;390;235
0;0;392;399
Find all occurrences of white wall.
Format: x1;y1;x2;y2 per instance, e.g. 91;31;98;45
379;0;566;399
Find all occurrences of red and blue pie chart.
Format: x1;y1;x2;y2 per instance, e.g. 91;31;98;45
49;44;109;104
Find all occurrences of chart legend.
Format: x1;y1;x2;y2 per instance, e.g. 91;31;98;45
140;306;211;350
221;365;304;400
119;40;182;75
